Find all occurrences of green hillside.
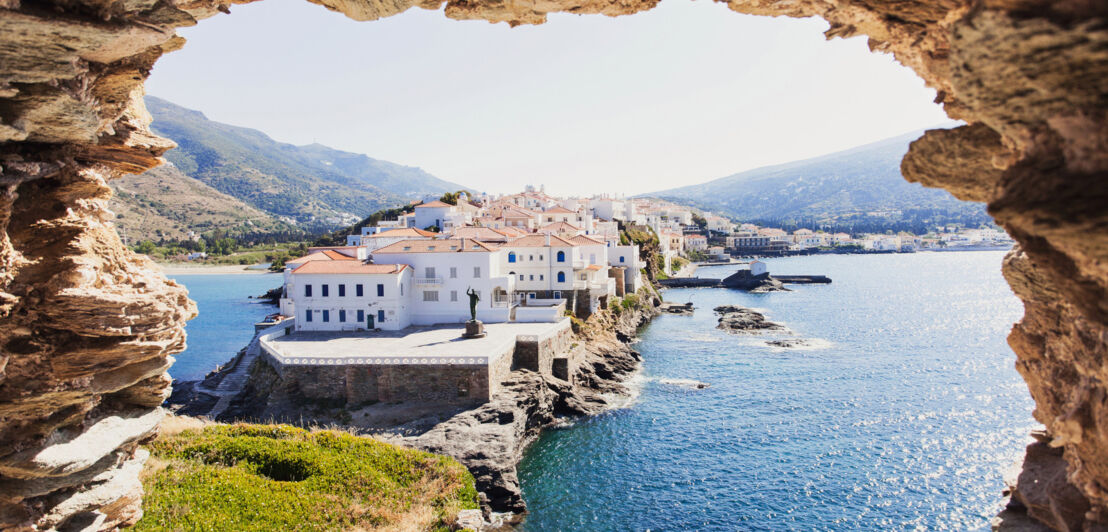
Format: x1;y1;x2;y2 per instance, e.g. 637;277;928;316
648;129;991;233
143;96;466;232
109;163;296;242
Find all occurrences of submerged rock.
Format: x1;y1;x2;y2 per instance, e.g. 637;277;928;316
765;339;813;348
660;301;695;315
714;305;787;333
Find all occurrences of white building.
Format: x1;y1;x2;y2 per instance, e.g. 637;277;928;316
413;200;456;231
371;238;515;324
285;259;412;332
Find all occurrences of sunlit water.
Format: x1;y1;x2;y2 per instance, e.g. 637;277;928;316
167;254;1033;530
167;273;281;380
518;251;1034;531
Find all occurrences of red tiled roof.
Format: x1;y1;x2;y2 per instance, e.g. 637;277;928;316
543;206;575;214
539;221;581;232
415;200;453;208
373;238;498;254
505;234;577;247
585;264;604;271
286;250;357;265
570;234;605;245
291;261;406;275
365;227;438;238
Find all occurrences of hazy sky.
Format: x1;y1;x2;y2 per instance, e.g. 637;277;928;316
146;0;951;196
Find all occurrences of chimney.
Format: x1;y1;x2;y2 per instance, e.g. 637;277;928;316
545;232;551;246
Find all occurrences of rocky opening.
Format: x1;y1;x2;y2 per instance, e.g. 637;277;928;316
1;0;1106;529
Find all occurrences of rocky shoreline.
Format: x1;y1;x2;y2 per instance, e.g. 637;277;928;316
167;296;661;519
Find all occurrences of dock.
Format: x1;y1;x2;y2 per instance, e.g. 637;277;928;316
659;274;831;288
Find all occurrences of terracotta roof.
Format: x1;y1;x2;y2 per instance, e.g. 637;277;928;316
286;250;357;265
291;261;407;275
364;227;438;238
415;200;453;208
543;206;575;214
570;234;605;245
539;221;581;232
505;234;577;247
584;264;604;271
450;227;512;241
373;238;499;254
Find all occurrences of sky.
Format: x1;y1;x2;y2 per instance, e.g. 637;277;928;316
146;0;952;196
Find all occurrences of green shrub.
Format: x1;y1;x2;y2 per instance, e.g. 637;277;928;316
137;423;478;531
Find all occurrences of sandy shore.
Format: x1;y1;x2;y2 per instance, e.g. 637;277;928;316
157;263;278;276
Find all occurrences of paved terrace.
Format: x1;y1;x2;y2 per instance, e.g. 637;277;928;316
261;320;569;366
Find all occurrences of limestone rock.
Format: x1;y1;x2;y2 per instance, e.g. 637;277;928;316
714;305;787;333
1;0;1107;528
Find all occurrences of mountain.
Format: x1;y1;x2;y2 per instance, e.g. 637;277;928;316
647;130;991;232
135;96;466;233
109;164;297;242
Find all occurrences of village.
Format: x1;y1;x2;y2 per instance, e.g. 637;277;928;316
243;186;1014;410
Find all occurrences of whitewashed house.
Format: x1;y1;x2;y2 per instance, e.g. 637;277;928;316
371;238;515;324
288;261;412;332
413;200;456;231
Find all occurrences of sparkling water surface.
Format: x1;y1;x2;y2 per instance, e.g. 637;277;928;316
518;251;1033;531
168;254;1033;530
167;273;281;380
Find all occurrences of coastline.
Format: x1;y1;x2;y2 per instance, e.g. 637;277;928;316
167;290;663;519
158;263;276;275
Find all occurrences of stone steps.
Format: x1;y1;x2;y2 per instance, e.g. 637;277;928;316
199;336;262;419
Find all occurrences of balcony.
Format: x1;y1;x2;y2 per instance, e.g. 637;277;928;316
413;276;443;286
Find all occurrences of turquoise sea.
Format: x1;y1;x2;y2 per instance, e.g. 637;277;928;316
169;251;1034;530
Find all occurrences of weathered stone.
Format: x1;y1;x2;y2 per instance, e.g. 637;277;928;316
1;0;1107;528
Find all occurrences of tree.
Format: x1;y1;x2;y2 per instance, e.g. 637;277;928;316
135;240;156;255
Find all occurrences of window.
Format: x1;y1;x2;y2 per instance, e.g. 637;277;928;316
590;254;596;264
557;251;566;262
539;255;543;261
357;310;364;323
553;291;561;299
540;275;544;281
529;275;534;281
423;291;439;302
377;284;384;297
519;274;524;281
378;310;385;323
322;310;330;322
508;252;516;263
620;256;625;263
356;284;363;297
400;284;403;296
425;267;436;278
305;310;313;322
529;293;535;299
339;309;346;322
529;255;534;261
450;267;457;278
451;290;458;302
321;284;329;297
338;284;346;297
557;271;566;283
473;267;481;278
304;284;312;297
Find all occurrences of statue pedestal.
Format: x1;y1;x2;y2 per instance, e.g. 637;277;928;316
463;319;486;338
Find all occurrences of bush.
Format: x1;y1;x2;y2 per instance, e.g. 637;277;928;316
137;423;478;531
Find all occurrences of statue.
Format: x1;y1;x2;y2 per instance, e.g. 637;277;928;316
466;287;480;322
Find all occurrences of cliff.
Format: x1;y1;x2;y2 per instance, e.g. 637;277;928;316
170;294;661;515
2;0;1107;529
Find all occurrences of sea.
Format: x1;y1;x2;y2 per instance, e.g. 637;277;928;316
167;251;1035;531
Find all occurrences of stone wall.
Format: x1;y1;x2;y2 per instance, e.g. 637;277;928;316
1;0;1106;529
512;321;574;377
272;363;494;406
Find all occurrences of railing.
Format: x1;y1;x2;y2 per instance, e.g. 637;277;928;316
413;276;443;286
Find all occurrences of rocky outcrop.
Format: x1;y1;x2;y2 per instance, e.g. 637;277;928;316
714;305;787;333
1;0;1106;529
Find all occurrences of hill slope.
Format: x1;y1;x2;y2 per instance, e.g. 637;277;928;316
648;130;990;231
141;96;465;232
109;163;296;242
